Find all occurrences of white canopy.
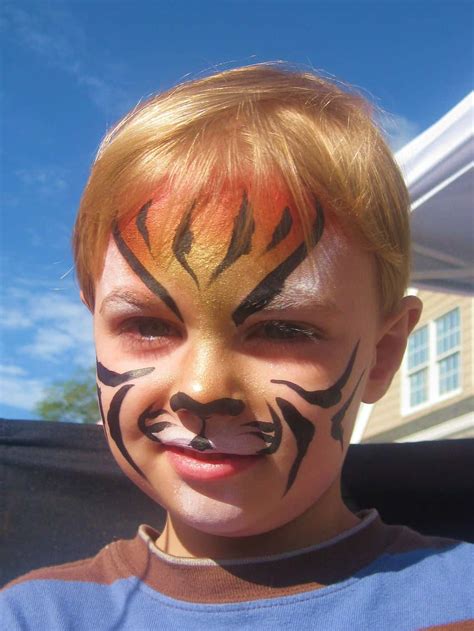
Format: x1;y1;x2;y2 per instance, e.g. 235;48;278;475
395;92;474;295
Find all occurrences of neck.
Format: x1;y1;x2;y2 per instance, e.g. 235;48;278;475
155;480;360;560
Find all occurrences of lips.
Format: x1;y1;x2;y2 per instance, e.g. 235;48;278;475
165;445;261;481
167;446;245;462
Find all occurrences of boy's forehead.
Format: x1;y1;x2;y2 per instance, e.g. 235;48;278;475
113;188;304;294
118;187;304;259
99;237;346;307
97;187;367;320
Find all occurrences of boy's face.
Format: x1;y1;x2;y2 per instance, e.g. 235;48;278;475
93;189;381;538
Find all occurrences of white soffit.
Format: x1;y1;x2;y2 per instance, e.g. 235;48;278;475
396;411;474;443
396;92;474;295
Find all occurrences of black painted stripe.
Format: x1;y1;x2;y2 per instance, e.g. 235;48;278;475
135;200;153;250
257;404;283;455
138;404;170;442
172;203;199;286
107;384;146;479
265;206;293;252
243;420;276;432
96;361;155;387
210;193;255;283
276;397;315;495
113;223;183;322
331;370;365;449
96;384;107;439
271;340;360;408
232;202;324;326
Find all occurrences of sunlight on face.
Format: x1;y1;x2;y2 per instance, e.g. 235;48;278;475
93;191;381;539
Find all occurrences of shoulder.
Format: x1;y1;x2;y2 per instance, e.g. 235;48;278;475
1;538;140;630
366;520;474;581
351;523;474;628
381;521;473;566
3;540;121;590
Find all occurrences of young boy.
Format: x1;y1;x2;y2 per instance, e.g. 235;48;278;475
2;64;472;629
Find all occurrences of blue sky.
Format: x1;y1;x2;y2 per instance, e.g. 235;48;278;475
1;0;472;420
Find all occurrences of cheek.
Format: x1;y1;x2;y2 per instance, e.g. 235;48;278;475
265;368;361;491
97;378;168;473
273;395;349;496
97;381;170;501
99;379;168;431
277;396;346;463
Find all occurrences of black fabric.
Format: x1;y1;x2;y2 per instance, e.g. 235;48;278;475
1;418;473;586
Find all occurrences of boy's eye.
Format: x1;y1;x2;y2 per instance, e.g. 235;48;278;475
120;317;181;344
250;321;321;342
136;318;175;338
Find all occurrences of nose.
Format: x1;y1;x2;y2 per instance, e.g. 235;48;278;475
170;392;244;418
171;340;245;418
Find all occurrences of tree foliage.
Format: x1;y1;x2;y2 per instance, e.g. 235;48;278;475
35;367;99;424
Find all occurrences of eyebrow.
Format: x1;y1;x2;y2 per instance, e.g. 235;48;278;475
99;290;163;315
260;286;340;315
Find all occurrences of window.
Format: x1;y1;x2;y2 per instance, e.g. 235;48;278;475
436;309;461;395
406;326;429;407
403;308;461;413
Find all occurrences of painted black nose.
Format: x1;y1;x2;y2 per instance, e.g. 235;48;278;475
169;392;245;417
189;435;214;451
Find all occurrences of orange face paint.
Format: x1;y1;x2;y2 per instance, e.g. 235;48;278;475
114;187;324;329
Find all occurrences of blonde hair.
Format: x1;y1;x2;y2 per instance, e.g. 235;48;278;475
74;62;410;312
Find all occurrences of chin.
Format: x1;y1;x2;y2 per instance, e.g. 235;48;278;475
168;483;311;540
169;484;256;535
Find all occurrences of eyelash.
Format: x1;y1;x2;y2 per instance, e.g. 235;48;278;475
116;317;323;353
247;320;323;343
118;317;182;351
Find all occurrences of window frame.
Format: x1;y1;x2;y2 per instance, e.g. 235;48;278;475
401;307;462;415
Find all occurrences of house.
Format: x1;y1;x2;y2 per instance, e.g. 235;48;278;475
361;289;473;442
354;92;473;443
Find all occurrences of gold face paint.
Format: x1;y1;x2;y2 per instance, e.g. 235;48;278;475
114;187;316;332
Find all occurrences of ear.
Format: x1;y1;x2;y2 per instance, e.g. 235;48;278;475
80;290;94;313
362;295;422;404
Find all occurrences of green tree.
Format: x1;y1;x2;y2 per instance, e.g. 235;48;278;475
35;367;99;424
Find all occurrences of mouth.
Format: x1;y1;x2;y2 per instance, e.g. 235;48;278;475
167;446;247;461
164;445;262;481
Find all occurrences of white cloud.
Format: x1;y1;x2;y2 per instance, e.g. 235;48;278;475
1;308;33;329
0;284;95;413
0;364;26;377
3;5;130;115
377;112;420;151
22;293;95;366
0;362;46;410
0;373;45;410
1;285;94;367
16;167;68;195
22;328;79;361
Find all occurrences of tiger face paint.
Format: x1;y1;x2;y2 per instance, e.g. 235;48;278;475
93;189;381;543
111;188;324;328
